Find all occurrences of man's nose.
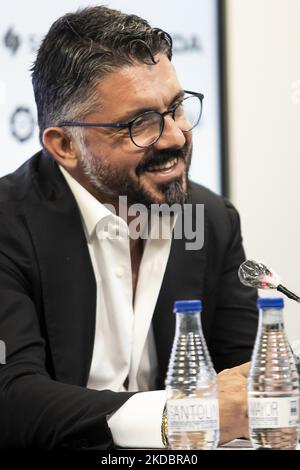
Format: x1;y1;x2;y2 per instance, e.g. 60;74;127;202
153;115;186;150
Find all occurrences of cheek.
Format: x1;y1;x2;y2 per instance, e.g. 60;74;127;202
87;135;147;174
123;149;147;175
184;137;193;163
185;132;193;151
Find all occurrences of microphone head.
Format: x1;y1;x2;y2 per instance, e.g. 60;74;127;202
238;259;280;289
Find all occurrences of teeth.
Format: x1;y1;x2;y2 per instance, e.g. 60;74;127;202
147;157;178;172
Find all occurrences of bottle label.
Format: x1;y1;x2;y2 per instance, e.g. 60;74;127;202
248;397;299;428
167;398;219;432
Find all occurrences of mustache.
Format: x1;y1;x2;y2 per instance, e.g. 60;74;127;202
136;144;188;176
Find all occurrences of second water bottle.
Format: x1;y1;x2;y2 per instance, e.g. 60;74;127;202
248;297;299;450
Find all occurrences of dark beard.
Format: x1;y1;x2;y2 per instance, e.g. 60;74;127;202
129;177;187;207
129;143;191;207
161;179;187;205
81;143;192;207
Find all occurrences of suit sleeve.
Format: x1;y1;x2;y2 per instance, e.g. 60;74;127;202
207;199;258;372
0;217;133;449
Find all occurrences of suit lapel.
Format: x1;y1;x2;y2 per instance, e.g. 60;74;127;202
24;153;96;386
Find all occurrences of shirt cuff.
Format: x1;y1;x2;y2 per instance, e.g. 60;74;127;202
107;390;166;448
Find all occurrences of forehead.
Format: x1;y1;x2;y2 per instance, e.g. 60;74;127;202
94;54;182;119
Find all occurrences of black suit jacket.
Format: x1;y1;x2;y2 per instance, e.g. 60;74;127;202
0;151;258;449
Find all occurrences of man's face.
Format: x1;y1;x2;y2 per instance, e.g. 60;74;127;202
76;53;193;206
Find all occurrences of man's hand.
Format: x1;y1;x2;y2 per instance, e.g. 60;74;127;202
217;362;250;444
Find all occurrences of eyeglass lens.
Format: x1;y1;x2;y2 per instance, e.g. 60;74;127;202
130;95;202;148
131;113;163;147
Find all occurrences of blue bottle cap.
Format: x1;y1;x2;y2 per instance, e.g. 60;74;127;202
173;300;202;313
257;297;284;309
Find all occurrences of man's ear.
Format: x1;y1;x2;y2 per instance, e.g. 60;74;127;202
42;127;78;169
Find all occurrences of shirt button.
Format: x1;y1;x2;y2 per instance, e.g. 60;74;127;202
115;267;125;278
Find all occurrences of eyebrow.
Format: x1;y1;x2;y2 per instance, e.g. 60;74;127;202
115;89;185;124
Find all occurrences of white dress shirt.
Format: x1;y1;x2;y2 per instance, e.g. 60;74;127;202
60;166;174;447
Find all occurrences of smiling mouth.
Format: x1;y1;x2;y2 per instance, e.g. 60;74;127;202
145;157;179;173
141;157;185;184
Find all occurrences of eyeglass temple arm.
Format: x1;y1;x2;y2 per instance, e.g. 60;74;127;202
184;90;204;100
57;121;127;128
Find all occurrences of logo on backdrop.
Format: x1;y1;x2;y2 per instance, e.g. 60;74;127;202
3;27;20;54
172;34;202;54
3;26;40;55
3;27;203;57
10;107;35;143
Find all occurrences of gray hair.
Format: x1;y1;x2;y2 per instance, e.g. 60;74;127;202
31;5;173;144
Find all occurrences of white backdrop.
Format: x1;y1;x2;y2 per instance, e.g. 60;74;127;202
226;0;300;342
0;0;222;193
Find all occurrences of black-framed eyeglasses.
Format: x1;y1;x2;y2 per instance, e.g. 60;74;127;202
57;90;204;148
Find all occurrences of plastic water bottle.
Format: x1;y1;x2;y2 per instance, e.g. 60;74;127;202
165;300;219;450
248;297;299;450
291;339;300;377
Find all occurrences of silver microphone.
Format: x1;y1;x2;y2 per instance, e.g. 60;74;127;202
238;259;300;303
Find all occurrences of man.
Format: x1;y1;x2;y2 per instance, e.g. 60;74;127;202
0;6;257;449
